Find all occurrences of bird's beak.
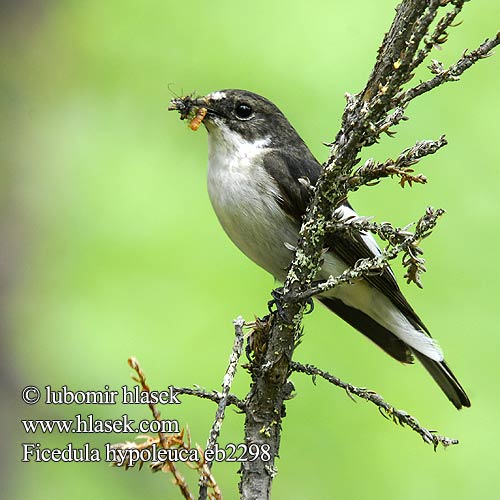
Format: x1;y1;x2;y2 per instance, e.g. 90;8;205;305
168;95;212;131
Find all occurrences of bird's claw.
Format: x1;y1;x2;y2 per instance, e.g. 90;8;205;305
268;288;315;318
268;288;286;319
304;297;315;314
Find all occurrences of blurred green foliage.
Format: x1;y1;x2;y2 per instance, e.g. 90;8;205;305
1;1;499;499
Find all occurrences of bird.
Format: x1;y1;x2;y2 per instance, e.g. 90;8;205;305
169;89;470;409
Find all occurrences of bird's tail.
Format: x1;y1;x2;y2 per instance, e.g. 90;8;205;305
319;297;471;409
412;351;470;409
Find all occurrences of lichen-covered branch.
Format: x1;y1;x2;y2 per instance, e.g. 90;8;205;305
399;32;500;106
345;136;447;190
290;207;444;300
409;0;467;72
290;361;458;450
172;386;245;411
239;1;498;498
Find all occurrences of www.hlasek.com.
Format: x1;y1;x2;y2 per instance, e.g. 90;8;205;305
20;384;271;466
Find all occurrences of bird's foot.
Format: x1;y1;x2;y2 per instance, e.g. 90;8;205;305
268;287;285;319
304;297;315;314
268;287;315;318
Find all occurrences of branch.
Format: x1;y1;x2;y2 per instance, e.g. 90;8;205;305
399;32;500;106
239;1;496;497
361;0;442;106
290;207;444;300
345;136;447;190
112;433;222;499
172;387;245;411
128;357;195;500
115;359;225;499
409;0;467;71
290;361;459;450
199;317;245;500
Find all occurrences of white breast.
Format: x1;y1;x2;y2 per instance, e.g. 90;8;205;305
206;121;298;279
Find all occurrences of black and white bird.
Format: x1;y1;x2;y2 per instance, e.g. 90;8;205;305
170;89;470;409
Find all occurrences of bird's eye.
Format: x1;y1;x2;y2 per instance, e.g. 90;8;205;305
234;102;254;120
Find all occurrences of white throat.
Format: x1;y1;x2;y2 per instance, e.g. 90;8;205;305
207;119;271;163
205;121;299;277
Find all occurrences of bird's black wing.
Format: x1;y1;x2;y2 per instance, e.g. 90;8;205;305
263;150;415;362
262;149;321;221
264;150;471;407
263;149;428;334
327;200;430;335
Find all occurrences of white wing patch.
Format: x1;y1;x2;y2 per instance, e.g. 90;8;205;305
334;205;381;256
328;206;444;361
334;205;400;281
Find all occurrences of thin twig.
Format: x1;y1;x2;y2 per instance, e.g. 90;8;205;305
398;32;500;106
291;207;444;301
199;317;245;500
346;136;447;191
291;361;458;450
128;357;194;500
172;386;245;411
360;0;441;111
410;0;466;71
111;431;223;500
374;106;408;137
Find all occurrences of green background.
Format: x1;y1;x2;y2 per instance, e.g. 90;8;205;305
2;1;499;499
